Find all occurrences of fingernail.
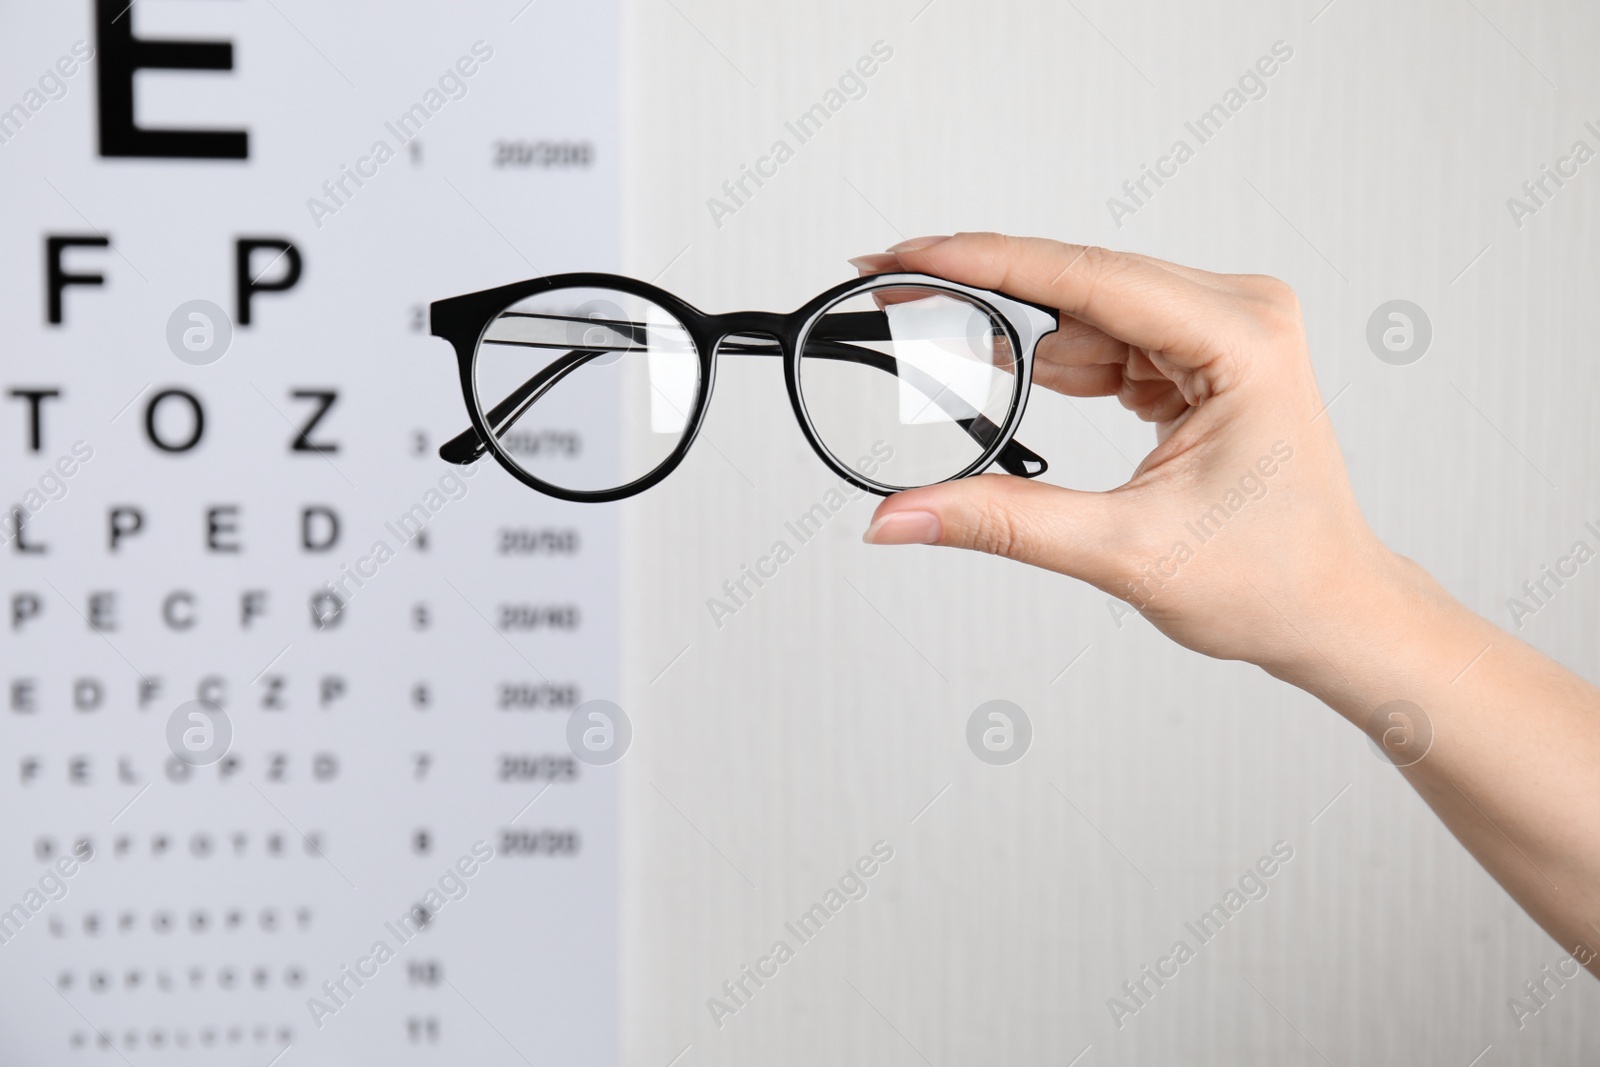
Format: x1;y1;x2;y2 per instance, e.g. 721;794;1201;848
847;253;899;274
862;510;942;546
887;235;952;254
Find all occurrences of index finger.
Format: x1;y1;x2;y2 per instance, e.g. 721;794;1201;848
887;233;1248;367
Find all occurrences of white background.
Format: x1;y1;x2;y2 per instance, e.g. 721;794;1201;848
620;1;1600;1064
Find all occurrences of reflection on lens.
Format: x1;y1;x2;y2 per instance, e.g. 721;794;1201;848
472;287;699;493
796;286;1017;489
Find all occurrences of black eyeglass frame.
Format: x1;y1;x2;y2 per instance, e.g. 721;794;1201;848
432;271;1059;502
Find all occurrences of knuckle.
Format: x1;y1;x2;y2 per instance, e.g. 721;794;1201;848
1076;243;1116;271
1076;243;1118;279
966;498;1027;559
1056;244;1119;310
992;233;1034;286
1241;272;1295;303
1241;274;1304;337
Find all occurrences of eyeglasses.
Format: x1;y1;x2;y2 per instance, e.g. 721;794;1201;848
432;272;1058;501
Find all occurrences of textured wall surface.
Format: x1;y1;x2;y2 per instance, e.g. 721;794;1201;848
618;1;1600;1063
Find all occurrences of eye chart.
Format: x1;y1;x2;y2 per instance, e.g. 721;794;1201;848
0;2;619;1063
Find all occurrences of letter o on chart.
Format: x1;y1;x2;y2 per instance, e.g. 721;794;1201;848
145;389;205;453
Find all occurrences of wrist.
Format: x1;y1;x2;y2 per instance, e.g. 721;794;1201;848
1255;544;1482;720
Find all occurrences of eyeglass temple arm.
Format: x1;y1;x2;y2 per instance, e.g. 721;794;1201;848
439;341;1048;477
765;310;1045;475
765;338;1046;478
439;313;1047;478
439;349;605;464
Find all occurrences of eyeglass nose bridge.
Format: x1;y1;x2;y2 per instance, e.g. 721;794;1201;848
709;311;792;349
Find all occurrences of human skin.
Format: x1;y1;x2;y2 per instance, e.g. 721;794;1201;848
850;232;1600;977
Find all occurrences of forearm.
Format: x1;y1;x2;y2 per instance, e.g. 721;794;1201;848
1268;550;1600;975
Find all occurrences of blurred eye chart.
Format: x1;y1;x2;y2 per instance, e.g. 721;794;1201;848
0;1;620;1063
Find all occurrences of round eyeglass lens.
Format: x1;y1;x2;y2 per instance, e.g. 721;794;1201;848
472;286;700;493
797;285;1019;489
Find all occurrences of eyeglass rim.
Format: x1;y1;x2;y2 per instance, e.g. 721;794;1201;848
431;271;1057;502
786;276;1048;494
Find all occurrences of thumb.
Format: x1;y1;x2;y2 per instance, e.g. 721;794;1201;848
862;473;1128;591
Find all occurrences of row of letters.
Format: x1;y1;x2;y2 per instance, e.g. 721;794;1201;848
7;386;335;456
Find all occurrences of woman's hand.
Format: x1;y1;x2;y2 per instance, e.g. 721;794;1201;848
852;232;1600;976
853;232;1409;676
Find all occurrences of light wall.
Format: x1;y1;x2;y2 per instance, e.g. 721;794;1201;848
621;1;1600;1063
